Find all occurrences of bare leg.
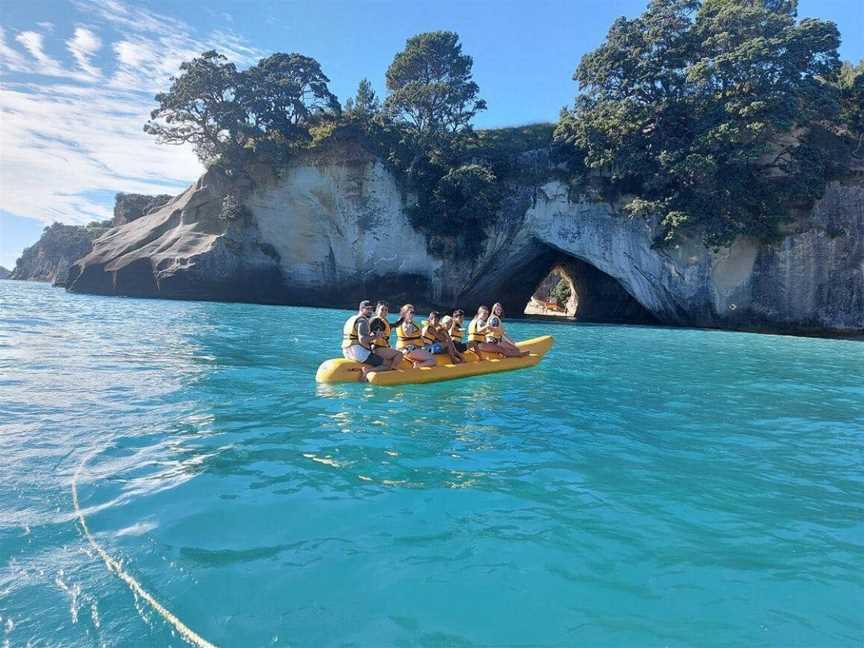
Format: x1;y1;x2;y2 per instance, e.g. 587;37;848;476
405;349;435;368
500;339;529;357
443;338;463;363
376;347;403;370
479;342;522;358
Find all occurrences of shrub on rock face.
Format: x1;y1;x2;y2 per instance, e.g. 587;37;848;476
555;0;849;248
550;278;572;308
838;59;864;154
220;194;250;222
430;164;501;230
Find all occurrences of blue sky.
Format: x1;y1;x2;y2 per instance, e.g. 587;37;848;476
0;0;862;269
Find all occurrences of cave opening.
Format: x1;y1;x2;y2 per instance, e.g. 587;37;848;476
524;266;578;317
486;245;657;325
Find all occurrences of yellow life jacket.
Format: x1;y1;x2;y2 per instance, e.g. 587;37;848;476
468;318;486;343
450;322;464;342
486;315;504;342
395;322;423;350
421;324;438;345
370;316;391;348
341;314;370;350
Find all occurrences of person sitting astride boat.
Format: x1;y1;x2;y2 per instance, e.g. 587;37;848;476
394;304;436;368
488;302;529;357
443;310;468;354
342;300;385;377
467;304;525;358
423;311;464;364
368;301;404;370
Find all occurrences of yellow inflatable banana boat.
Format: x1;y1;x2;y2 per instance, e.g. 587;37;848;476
315;335;554;385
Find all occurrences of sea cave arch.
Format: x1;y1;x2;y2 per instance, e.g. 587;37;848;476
464;244;657;324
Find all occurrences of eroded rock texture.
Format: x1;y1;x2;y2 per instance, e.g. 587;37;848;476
66;140;863;335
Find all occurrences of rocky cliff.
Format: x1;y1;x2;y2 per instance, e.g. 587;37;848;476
11;222;109;284
66;140;864;335
11;193;175;285
113;193;173;226
0;266;10;280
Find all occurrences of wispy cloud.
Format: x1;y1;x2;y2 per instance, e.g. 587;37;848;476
0;27;29;72
15;30;64;76
72;0;188;36
0;0;265;228
67;27;102;78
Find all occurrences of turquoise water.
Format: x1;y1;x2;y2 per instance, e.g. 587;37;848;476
0;279;861;647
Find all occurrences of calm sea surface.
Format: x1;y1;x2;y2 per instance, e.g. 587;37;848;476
0;279;861;647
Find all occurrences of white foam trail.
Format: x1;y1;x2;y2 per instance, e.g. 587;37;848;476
72;453;217;648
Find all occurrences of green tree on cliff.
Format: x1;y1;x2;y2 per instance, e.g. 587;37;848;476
240;53;340;142
555;0;846;247
146;50;339;166
344;78;380;118
144;51;245;164
838;59;864;154
385;31;486;142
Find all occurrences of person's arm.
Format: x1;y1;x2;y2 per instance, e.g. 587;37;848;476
357;318;374;347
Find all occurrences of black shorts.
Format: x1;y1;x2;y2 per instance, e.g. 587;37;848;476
453;341;467;352
362;351;384;367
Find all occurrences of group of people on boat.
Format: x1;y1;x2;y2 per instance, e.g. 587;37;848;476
341;300;528;376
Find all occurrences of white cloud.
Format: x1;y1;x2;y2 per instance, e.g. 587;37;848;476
0;0;266;228
0;27;29;72
67;27;102;78
72;0;188;36
0;82;202;225
15;31;64;76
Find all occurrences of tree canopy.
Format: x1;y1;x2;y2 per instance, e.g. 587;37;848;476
344;78;380;118
555;0;849;247
145;50;339;166
239;53;340;141
144;51;245;164
384;31;486;141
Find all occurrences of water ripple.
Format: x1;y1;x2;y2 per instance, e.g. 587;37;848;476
0;280;862;647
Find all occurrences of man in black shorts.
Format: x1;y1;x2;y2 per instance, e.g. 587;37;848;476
341;300;399;377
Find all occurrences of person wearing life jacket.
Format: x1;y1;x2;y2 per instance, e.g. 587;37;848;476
487;302;528;357
341;300;392;378
393;304;436;368
423;311;464;364
467;305;492;351
468;304;524;358
445;310;468;354
368;301;403;370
